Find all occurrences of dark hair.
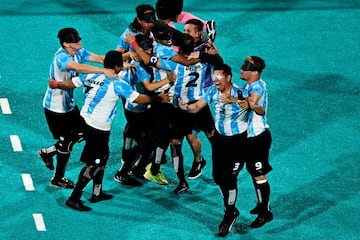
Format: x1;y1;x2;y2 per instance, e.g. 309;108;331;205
156;0;183;20
213;64;232;77
153;28;173;41
135;34;153;50
104;51;123;69
180;33;194;55
57;27;81;46
130;4;155;32
250;56;265;73
136;4;155;19
184;19;204;32
241;56;265;73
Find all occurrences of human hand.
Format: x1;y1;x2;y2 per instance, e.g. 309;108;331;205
178;99;189;111
158;92;170;103
123;62;137;72
206;46;218;55
129;51;140;62
187;51;200;60
125;33;136;44
219;93;233;104
167;72;177;83
237;99;250;110
48;77;56;88
205;40;219;54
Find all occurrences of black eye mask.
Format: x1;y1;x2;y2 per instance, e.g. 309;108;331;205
241;60;257;71
155;31;172;40
142;12;156;23
139;39;153;51
63;29;82;43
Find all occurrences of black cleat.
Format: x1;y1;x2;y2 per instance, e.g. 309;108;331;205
50;177;74;189
218;208;239;237
206;20;216;42
173;181;190;194
250;211;273;228
66;199;91;211
38;149;54;170
88;191;113;203
188;158;206;180
114;172;142;186
250;204;272;215
129;167;146;179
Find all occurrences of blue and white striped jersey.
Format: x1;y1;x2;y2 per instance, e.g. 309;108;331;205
42;47;90;113
72;73;139;131
119;61;152;113
172;62;210;106
161;59;211;107
154;42;177;60
154;43;214;107
244;79;269;137
203;84;248;136
152;43;177;93
152;66;173;93
194;43;213;90
117;27;154;51
157;46;211;107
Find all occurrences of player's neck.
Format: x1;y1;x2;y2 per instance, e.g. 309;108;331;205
247;76;260;84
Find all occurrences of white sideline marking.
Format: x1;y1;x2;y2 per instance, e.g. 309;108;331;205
10;135;23;152
21;173;35;191
33;213;46;231
0;98;12;114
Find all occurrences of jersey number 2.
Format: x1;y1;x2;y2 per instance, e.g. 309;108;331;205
185;72;199;88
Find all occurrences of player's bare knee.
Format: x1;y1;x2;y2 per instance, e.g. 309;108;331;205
254;175;268;184
171;139;182;147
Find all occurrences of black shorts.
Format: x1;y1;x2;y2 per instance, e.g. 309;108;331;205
80;122;110;166
211;130;247;187
124;108;155;141
44;106;83;140
246;129;273;177
171;104;215;139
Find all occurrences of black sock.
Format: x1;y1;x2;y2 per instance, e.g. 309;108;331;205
69;167;91;201
220;186;238;212
54;153;70;179
171;144;185;182
119;145;139;175
151;147;164;175
92;168;104;196
253;180;271;212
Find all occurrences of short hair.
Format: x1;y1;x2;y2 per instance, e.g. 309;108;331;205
135;34;153;50
213;63;232;77
250;56;265;73
104;51;123;69
130;4;156;31
241;56;265;73
184;19;204;32
153;28;173;41
156;0;183;20
180;33;194;55
136;4;155;20
57;27;81;46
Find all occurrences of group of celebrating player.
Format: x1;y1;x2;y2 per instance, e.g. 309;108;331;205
38;0;273;237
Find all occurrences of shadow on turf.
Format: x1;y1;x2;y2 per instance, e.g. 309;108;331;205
266;152;360;234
